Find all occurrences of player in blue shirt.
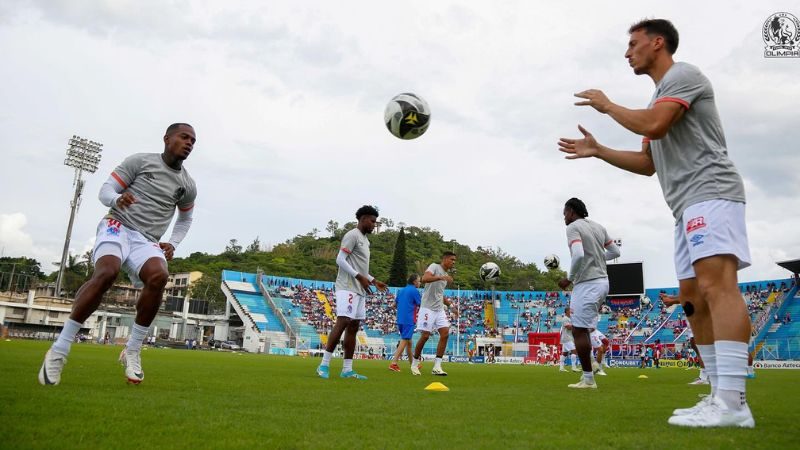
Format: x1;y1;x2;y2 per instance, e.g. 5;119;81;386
389;274;421;372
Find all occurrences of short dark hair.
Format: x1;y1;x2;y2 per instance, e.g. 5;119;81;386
355;205;379;220
629;18;679;54
565;198;588;218
166;123;193;135
407;274;419;284
442;251;456;259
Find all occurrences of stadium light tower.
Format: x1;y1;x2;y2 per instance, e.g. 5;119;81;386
55;135;103;297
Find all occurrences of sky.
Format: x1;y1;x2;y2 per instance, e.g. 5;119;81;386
1;0;798;288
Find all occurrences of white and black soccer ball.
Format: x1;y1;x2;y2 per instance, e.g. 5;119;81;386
384;93;431;140
479;262;501;282
543;254;560;270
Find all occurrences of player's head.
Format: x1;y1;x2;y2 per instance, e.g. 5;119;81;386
563;197;588;225
626;19;679;75
355;205;379;234
407;273;420;287
163;123;196;161
441;251;457;270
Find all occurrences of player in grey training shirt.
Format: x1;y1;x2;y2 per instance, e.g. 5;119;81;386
558;198;619;389
411;251;456;376
317;205;388;380
40;123;197;387
558;19;754;427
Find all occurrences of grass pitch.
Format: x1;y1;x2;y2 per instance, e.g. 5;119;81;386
1;340;797;449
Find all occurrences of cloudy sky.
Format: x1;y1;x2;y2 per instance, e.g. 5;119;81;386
1;0;798;288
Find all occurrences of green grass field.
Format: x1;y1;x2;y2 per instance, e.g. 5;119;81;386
1;340;797;449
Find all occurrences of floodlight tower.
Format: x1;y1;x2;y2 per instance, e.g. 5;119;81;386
55;135;103;297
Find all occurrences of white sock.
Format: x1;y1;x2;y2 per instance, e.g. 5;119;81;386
321;351;333;366
434;357;442;369
715;340;748;410
343;359;353;372
126;323;149;352
51;318;83;356
412;358;420;367
583;371;595;383
697;344;717;396
699;368;708;381
570;354;577;368
559;355;565;368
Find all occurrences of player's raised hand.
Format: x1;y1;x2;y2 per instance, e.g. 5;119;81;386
558;125;600;159
159;242;175;261
574;89;612;113
116;192;136;209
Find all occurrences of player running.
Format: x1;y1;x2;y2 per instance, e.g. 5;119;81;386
558;198;620;389
317;205;388;380
39;123;197;386
389;274;421;372
411;252;457;376
559;309;580;372
559;18;754;427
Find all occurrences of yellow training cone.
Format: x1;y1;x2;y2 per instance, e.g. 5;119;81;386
638;375;648;379
425;382;450;392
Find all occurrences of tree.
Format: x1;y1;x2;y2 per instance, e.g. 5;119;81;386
189;271;226;310
225;239;242;255
325;220;339;236
245;236;262;253
388;227;408;287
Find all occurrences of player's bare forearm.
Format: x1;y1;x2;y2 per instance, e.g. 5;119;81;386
605;104;663;137
596;144;655;176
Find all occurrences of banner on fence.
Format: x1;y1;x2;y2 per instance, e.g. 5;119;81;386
753;360;800;369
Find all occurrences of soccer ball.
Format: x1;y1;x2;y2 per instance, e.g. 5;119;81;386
384;93;431;140
479;262;501;282
543;254;560;270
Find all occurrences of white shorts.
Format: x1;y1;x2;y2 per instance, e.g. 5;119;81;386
416;307;450;333
590;330;608;349
93;217;165;288
335;290;366;320
569;278;609;329
674;199;751;280
562;341;576;353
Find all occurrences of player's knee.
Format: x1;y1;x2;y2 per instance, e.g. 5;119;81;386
683;301;695;317
144;269;169;290
92;265;119;287
439;328;449;337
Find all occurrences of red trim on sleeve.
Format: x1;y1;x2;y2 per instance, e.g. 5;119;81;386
111;172;128;189
604;240;613;247
569;239;582;247
642;137;651;144
655;97;690;110
340;247;352;255
178;204;194;212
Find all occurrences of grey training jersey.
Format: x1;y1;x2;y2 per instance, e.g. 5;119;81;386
566;218;611;285
335;228;371;296
108;153;196;242
560;317;574;343
421;263;447;311
647;62;746;220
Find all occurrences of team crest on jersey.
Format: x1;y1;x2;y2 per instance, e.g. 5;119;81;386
686;216;706;233
174;187;186;202
106;219;122;236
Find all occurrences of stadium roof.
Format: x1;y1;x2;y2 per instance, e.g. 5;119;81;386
776;259;800;275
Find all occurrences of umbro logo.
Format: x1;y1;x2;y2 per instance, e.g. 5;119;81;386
143;173;155;181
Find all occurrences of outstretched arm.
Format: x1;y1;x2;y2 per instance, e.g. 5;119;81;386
573;89;686;139
558;126;656;176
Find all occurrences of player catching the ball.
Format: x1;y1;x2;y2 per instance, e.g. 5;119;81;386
558;198;620;389
559;18;754;427
317;205;388;380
